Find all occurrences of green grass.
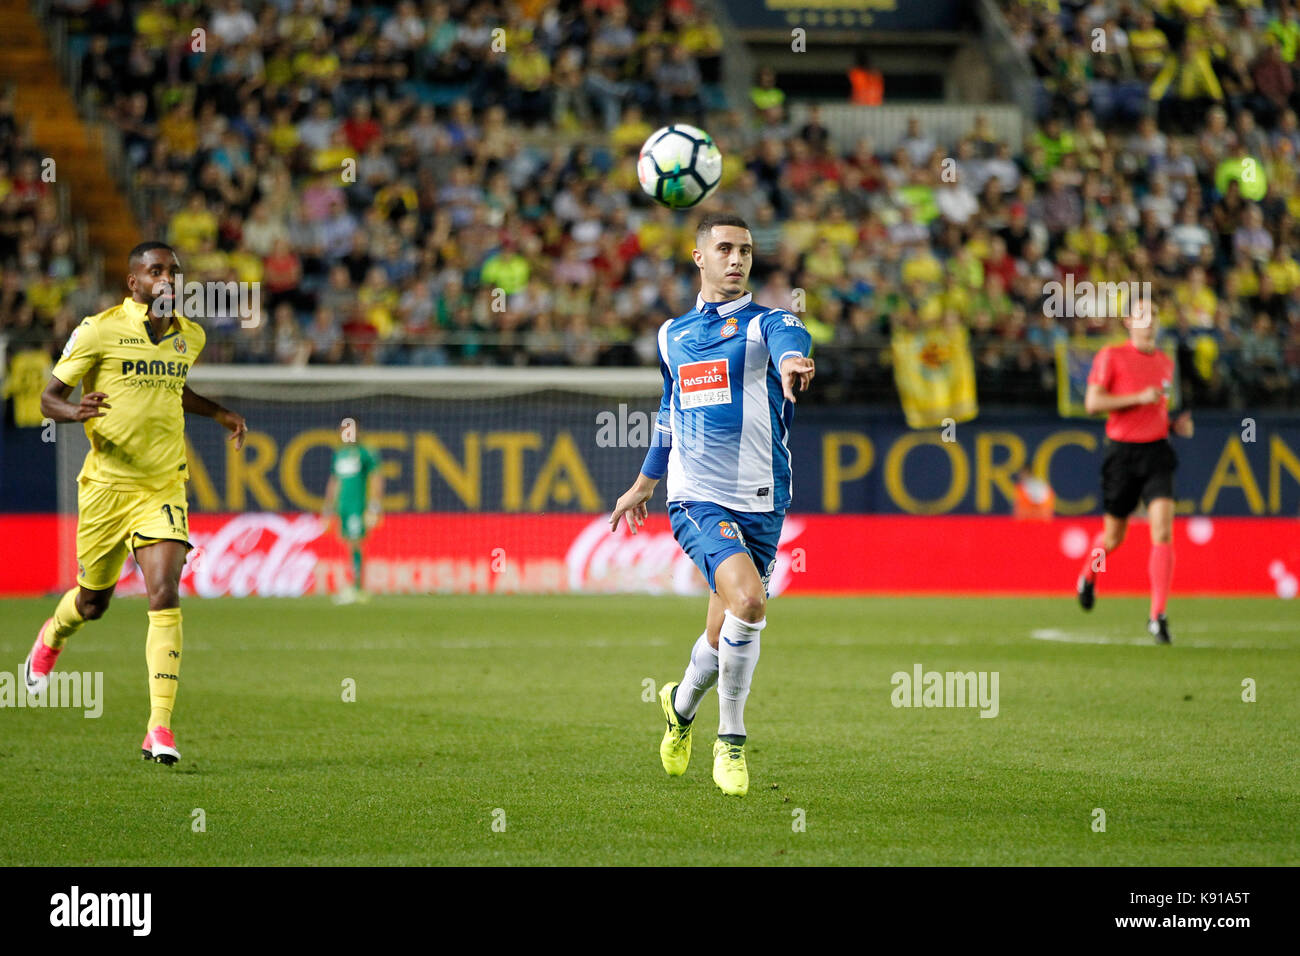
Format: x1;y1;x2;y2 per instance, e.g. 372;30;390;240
0;595;1296;866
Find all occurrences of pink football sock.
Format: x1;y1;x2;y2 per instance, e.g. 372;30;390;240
1081;531;1107;583
1149;542;1174;618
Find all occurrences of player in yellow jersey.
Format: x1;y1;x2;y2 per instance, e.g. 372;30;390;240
23;242;247;764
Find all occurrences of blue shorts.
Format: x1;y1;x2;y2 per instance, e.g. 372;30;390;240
667;500;784;596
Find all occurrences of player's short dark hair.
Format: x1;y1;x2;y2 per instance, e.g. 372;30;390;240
695;213;751;247
127;241;177;270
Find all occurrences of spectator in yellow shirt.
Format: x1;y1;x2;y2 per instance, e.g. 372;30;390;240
780;200;819;256
227;246;265;286
940;275;974;317
1065;220;1110;259
268;105;301;156
294;36;341;83
1264;244;1300;293
804;237;845;283
1227;251;1261;297
507;41;551;127
188;237;230;283
611;105;653;154
313;128;356;175
1150;39;1224;101
947;245;984;291
1129;11;1171;78
158;101;199;157
1170;0;1219;18
901;249;944;286
134;0;175;51
1174;265;1218;327
359;266;399;339
25;274;66;320
168;194;218;254
679;13;724;58
818;206;859;252
508;41;551;90
636;206;680;260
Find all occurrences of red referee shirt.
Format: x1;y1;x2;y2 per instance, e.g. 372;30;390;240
1087;341;1175;442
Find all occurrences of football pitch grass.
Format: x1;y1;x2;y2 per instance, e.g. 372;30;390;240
0;595;1295;866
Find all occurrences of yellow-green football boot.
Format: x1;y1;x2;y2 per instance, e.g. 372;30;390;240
658;681;692;775
712;739;748;796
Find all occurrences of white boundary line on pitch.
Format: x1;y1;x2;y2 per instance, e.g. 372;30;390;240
1030;628;1280;649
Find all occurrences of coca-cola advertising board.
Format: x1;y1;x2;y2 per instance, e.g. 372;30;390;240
0;513;1296;598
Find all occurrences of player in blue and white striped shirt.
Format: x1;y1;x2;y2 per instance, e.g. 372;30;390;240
609;212;814;797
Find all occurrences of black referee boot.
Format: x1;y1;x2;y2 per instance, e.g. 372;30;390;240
1076;575;1095;611
1147;614;1172;644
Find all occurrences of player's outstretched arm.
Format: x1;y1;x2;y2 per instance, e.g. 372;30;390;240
612;344;672;534
182;384;247;450
40;376;110;422
761;309;814;403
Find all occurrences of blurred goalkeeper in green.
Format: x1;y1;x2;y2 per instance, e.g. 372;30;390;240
321;418;383;604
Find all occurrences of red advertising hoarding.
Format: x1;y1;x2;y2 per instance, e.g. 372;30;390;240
1;513;1296;598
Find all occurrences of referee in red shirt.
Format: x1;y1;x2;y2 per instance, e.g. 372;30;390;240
1076;301;1194;643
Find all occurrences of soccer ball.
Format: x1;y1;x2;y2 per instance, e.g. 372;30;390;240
637;124;723;209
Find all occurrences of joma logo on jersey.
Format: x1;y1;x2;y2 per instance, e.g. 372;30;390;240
118;337;146;345
120;360;191;378
678;360;731;408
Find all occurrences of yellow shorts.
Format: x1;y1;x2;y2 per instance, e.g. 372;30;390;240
76;478;192;591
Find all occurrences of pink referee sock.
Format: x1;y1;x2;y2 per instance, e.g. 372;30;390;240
1149;542;1174;618
1081;531;1107;583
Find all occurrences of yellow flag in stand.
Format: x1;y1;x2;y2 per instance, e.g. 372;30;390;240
2;348;53;426
891;324;978;429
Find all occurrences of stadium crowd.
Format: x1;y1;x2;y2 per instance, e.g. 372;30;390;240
0;0;1298;411
0;89;102;395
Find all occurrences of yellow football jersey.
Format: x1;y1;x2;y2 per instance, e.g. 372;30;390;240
51;297;206;489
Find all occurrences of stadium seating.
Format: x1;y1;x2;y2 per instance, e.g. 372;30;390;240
0;0;1298;411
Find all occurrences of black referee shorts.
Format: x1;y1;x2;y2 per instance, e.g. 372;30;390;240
1101;438;1178;519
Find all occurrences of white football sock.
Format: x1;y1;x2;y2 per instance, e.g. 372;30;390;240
717;611;765;740
673;631;717;721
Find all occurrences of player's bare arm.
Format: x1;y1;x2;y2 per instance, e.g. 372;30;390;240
1084;382;1161;415
610;473;658;535
40;376;110;422
1172;411;1194;437
181;384;247;450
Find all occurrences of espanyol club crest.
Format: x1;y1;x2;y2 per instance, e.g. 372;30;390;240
718;520;743;542
173;336;187;354
721;317;738;338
